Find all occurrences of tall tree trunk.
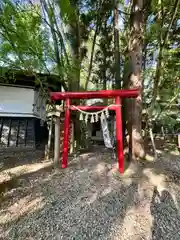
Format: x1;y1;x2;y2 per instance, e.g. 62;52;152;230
85;0;102;90
103;54;107;105
122;53;129;149
151;0;180;106
128;0;145;159
113;1;121;89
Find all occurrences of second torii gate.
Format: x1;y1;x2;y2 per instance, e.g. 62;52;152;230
50;89;139;173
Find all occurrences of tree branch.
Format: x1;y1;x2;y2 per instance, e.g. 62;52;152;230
85;0;104;90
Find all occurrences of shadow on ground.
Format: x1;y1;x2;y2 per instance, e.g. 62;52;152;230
0;150;44;172
150;187;180;240
0;144;180;240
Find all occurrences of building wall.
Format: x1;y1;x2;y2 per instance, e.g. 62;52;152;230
0;86;34;116
0;116;48;149
0;117;35;149
0;85;46;120
33;89;46;120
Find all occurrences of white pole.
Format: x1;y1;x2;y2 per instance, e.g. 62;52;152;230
45;116;53;160
54;115;60;164
70;121;74;154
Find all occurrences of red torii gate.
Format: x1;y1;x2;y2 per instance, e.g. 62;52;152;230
50;89;139;173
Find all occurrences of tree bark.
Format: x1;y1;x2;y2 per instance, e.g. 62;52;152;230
113;1;121;89
151;0;180;105
85;0;102;90
128;0;145;159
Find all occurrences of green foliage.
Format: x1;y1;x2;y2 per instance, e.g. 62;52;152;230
0;0;179;130
0;1;44;70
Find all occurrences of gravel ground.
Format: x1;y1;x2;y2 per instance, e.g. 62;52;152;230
0;147;180;240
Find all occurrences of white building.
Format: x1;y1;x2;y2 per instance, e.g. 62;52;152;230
0;83;47;149
0;84;46;119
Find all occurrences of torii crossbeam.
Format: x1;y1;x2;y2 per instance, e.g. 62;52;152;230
50;89;139;173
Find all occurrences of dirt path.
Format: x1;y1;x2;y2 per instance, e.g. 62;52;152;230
0;148;180;240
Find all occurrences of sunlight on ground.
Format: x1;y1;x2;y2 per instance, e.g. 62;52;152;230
0;196;45;225
170;150;180;156
0;147;180;239
87;192;98;205
144;154;155;162
101;186;112;197
156;149;163;154
111;166;180;240
0;161;52;183
143;168;166;192
143;168;179;211
94;162;109;176
117;205;153;240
